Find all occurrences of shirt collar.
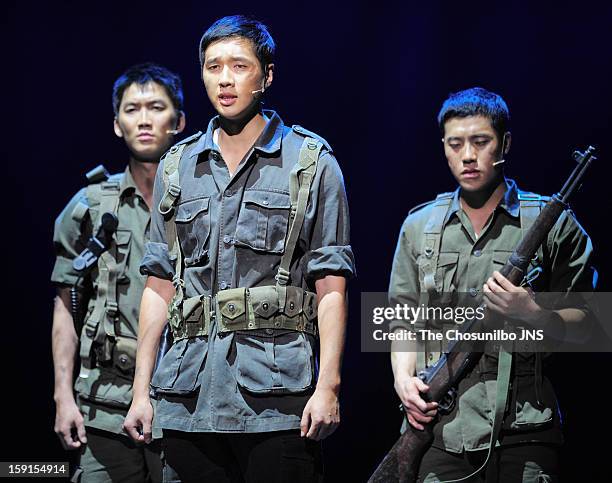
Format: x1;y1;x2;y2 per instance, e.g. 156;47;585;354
448;177;520;221
119;165;144;199
190;109;284;158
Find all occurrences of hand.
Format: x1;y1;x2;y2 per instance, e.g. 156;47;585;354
54;397;87;450
394;374;438;431
123;397;153;444
483;271;542;323
300;387;340;441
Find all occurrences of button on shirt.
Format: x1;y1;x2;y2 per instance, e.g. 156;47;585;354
388;178;595;452
141;111;356;433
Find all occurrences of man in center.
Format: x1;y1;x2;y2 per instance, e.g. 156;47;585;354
124;15;355;482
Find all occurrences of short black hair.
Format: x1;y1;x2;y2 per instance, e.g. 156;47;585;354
199;15;275;72
112;62;184;116
437;87;510;138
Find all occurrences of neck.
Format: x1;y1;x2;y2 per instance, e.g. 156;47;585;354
128;158;157;208
217;107;267;147
460;177;506;211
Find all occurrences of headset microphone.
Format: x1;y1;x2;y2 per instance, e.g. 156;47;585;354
166;129;179;135
492;133;508;167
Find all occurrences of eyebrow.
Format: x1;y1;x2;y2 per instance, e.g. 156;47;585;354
205;55;252;64
122;99;168;108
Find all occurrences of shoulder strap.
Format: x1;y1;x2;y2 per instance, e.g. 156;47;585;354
79;177;122;369
518;192;545;267
275;137;322;313
420;192;454;295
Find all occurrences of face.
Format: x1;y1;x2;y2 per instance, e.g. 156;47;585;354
443;115;509;193
114;81;185;162
202;37;272;120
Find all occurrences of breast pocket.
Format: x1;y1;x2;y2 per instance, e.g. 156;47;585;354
175;197;211;267
234;190;291;253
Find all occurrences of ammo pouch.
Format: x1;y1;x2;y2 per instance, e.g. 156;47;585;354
92;335;137;375
168;286;318;341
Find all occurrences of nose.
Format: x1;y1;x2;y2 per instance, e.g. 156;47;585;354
462;143;477;164
138;109;152;128
219;65;233;87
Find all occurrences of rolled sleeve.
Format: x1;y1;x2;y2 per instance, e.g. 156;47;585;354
139;159;175;280
302;153;356;281
51;188;90;287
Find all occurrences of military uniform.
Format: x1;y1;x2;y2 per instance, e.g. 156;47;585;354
52;167;162;483
389;178;594;482
141;110;355;479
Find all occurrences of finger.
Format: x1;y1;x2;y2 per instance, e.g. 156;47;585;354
143;417;153;444
306;417;320;440
486;276;505;293
410;410;434;424
408;394;434;414
59;429;79;450
123;419;143;442
483;288;506;309
492;271;518;291
76;421;87;445
407;413;424;431
300;407;311;438
413;378;429;393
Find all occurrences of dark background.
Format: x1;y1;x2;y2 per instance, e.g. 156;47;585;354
3;0;611;481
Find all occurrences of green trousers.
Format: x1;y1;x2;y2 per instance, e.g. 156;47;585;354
70;428;163;483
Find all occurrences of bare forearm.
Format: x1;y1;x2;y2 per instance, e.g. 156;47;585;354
52;290;78;403
132;277;174;401
315;276;347;395
391;336;417;380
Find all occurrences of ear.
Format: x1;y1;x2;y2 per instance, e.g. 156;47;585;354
175;111;186;134
503;131;511;155
113;117;124;138
264;63;274;89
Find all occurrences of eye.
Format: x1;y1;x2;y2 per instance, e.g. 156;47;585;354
152;104;166;111
207;64;219;71
234;64;248;70
449;142;461;149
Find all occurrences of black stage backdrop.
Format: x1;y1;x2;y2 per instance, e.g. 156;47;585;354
3;1;611;480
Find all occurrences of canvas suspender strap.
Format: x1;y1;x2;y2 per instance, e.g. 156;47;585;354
80;179;121;368
420;192;454;297
275;137;322;313
158;144;187;318
440;348;513;483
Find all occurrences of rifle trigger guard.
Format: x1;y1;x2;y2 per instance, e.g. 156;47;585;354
438;387;458;415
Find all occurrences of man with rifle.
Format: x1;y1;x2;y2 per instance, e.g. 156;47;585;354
51;63;185;482
388;87;595;482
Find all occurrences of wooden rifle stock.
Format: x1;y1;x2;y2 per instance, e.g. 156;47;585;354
369;147;596;483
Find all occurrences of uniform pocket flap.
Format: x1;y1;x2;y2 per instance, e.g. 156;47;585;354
250;286;280;319
151;337;208;395
218;288;247;321
492;250;513;266
243;190;290;209
176;197;210;223
115;229;132;246
437;251;459;267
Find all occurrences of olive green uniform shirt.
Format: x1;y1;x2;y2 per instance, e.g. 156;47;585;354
389;178;595;452
52;166;150;434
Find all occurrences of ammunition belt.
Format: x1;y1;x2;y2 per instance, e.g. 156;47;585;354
168;286;318;341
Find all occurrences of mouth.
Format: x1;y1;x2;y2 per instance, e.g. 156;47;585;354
218;93;238;106
137;133;155;141
461;169;480;179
